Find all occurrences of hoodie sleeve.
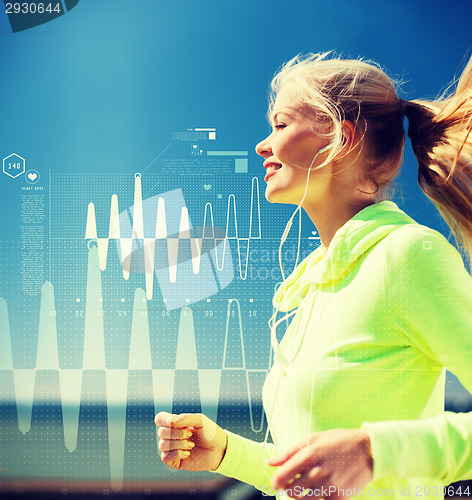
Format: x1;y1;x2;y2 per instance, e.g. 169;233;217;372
361;225;472;484
209;430;278;492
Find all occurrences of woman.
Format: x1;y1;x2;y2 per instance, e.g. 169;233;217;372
154;52;472;499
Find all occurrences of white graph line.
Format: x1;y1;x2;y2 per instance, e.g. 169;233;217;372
141;142;172;178
85;175;262;288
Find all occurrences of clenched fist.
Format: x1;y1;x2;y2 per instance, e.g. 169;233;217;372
154;412;228;471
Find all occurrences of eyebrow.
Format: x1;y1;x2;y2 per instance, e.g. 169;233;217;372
269;109;293;125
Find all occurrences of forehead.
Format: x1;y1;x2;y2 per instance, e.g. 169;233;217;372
269;85;306;122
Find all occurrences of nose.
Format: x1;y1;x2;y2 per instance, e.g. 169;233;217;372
255;134;272;158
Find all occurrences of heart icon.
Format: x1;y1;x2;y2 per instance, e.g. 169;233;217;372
203;184;211;190
28;172;37;181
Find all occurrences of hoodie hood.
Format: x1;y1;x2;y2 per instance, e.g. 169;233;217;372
273;201;418;312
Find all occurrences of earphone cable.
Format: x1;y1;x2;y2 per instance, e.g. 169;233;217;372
258;142;335;479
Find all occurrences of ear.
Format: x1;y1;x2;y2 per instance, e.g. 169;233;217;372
340;120;358;151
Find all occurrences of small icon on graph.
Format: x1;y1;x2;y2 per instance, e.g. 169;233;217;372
25;169;40;184
308;230;320;240
191;143;203;156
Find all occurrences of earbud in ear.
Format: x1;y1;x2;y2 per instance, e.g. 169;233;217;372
318;142;335;154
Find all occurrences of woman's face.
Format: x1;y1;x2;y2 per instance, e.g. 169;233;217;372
256;84;334;206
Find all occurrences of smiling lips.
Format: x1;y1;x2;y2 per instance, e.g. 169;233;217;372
264;162;282;182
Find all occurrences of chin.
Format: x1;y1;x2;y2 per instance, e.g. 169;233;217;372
265;190;292;205
265;188;279;204
265;191;274;203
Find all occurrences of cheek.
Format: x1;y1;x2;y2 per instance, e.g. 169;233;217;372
276;135;317;169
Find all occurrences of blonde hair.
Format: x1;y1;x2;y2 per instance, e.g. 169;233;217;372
269;51;472;265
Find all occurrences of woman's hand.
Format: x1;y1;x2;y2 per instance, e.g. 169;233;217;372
154;412;228;471
267;428;373;500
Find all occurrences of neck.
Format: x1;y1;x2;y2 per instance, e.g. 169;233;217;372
306;197;376;250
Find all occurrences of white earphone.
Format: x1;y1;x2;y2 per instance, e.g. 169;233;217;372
258;140;338;480
271;140;336;364
259;140;338;480
280;140;336;244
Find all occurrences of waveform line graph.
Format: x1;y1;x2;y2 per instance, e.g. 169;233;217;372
0;251;270;490
84;174;261;307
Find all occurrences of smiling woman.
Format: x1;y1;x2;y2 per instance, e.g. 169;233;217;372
155;51;472;500
256;82;377;250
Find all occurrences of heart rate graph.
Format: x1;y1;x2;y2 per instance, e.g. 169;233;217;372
84;174;261;306
0;278;270;489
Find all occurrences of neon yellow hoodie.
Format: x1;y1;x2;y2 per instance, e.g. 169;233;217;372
212;200;472;499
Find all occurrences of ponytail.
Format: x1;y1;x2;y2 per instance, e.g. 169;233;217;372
403;55;472;267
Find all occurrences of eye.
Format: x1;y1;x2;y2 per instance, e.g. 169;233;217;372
274;124;286;130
